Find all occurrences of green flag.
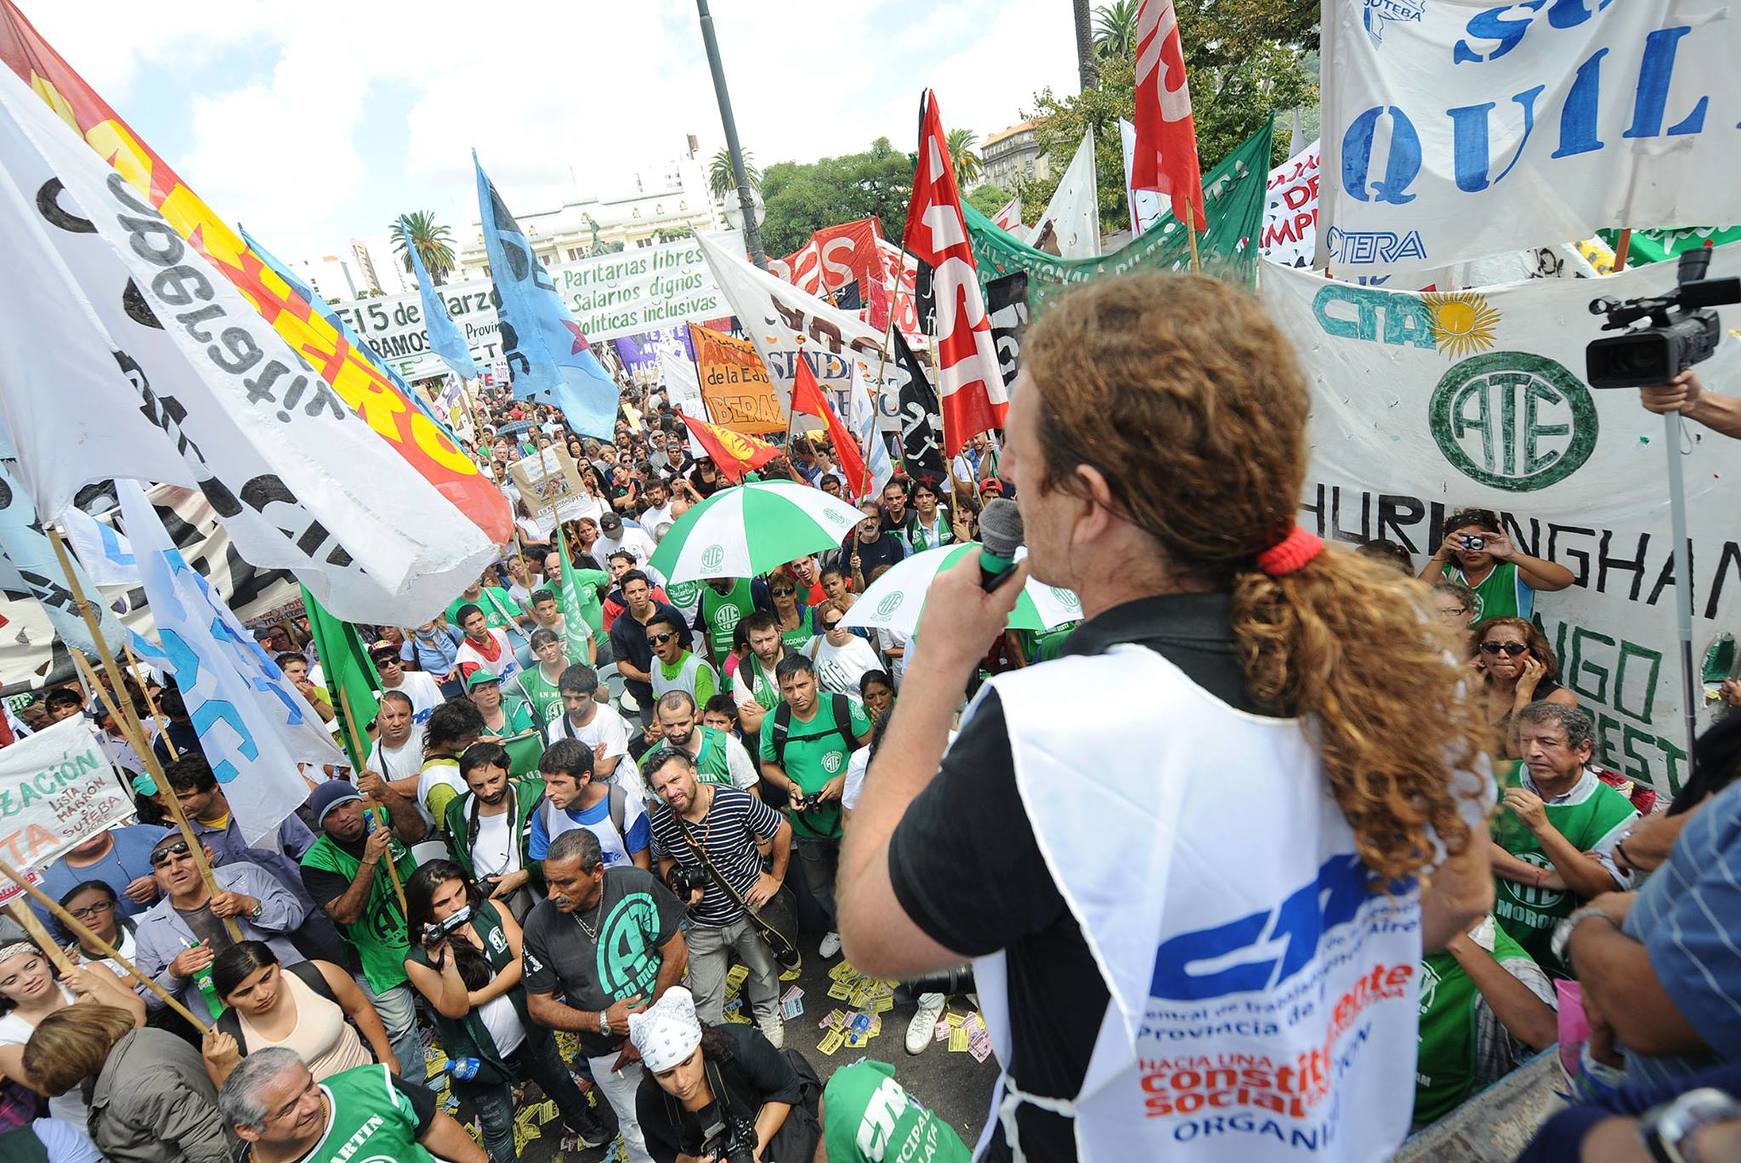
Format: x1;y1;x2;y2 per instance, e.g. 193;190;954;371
553;523;593;664
1598;226;1741;267
300;585;381;771
964;121;1274;316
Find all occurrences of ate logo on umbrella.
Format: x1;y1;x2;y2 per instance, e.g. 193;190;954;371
700;544;725;572
876;592;904;619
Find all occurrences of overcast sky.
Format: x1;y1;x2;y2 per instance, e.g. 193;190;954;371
26;0;1081;265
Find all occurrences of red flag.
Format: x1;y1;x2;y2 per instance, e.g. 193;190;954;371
790;359;872;499
678;413;780;482
1131;0;1206;229
901;90;1008;455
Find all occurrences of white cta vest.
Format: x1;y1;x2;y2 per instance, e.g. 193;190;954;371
974;645;1422;1163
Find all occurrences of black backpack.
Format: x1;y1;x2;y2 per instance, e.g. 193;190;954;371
769;693;852;769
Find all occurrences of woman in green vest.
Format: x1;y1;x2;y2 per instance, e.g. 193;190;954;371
466;670;544;777
403;861;604;1161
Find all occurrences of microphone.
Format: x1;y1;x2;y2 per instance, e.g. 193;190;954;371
978;498;1025;591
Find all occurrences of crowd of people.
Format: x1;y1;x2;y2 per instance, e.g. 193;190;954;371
0;282;1739;1163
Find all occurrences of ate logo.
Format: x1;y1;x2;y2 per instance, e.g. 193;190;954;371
700;544;725;572
1429;352;1599;493
822;751;844;774
875;592;904;619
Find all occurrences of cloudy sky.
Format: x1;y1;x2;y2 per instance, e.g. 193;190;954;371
25;0;1080;270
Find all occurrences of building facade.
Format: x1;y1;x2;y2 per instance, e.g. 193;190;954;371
981;119;1051;191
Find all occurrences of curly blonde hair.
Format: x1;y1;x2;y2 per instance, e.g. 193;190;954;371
1024;272;1488;884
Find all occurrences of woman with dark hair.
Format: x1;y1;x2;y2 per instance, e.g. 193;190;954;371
402;860;602;1160
629;986;820;1163
1473;615;1577;755
857;670;894;723
199;940;396;1088
59;879;137;977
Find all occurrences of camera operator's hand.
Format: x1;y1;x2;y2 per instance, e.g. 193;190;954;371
816;776;846;805
1640;370;1705;416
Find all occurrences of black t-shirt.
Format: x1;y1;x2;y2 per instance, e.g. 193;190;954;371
634;1025;801;1163
842;532;905;577
521;866;685;1058
300;835;368;911
886;593;1269;1163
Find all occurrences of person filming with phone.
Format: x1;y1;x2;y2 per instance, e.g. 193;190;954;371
1418;507;1575;622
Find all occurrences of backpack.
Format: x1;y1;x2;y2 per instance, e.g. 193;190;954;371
544;783;627;841
770;693;852;769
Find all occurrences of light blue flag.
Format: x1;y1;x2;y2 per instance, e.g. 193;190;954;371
116;480;343;845
236;226;460;441
401;217;482;381
0;459;123;656
474;152;621;437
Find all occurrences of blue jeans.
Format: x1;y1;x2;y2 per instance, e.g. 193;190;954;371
462;1035;594;1163
360;979;427;1088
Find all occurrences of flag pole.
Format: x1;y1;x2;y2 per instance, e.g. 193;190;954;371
1186;200;1202;272
6;901;77;977
1613;228;1633;273
124;641;178;762
0;860;210;1031
336;686;409;916
48;529;241;942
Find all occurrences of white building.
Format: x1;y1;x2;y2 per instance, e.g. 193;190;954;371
981;119;1052;191
457;138;722;278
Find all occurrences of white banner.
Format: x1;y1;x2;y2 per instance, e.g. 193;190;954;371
1033;130;1101;259
1262;253;1741;794
1118;118;1164;236
0;67;497;625
0;716;132;872
329;238;727;381
1261;137;1320;270
696;231;903;433
1317;1;1741;276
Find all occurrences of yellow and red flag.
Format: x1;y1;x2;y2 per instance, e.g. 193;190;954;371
678;414;779;483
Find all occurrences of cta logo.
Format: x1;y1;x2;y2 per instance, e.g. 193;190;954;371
1429;352;1598;492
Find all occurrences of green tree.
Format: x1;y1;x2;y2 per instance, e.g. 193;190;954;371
965;183;1016;219
389;211;456;285
757;137;917;256
1093;0;1140;59
1016;1;1317;223
946;127;984;186
709;148;762;203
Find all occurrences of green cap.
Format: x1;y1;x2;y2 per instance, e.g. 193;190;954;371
131;772;158;797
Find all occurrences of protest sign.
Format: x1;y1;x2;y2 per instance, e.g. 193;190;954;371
1599;227;1741;268
1262;252;1741;795
0;715;132;871
1261;138;1319;270
690;323;789;436
507;446;592;523
767;219;889;301
1317;1;1741;277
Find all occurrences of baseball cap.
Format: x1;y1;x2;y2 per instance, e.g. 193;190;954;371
368;641;399;664
600;512;623;532
307;779;363;827
465;669;503;691
979;479;1006;496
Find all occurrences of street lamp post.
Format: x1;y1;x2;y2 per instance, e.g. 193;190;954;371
695;0;767;269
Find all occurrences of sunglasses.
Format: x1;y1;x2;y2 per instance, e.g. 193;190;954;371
1479;642;1530;657
648;632;677;645
68;899;116;922
150;841;191;867
770;587;796;597
822;619;844;630
372;655;400;666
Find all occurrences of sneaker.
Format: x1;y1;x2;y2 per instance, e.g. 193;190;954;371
819;930;842;958
906;993;947;1055
757;1014;785;1049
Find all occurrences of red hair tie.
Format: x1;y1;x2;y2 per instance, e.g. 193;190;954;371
1257;527;1324;576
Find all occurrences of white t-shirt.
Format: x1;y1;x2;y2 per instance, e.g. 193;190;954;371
0;988;85;1125
478;989;527;1057
552;703;639;796
470;809;522;879
596;527;658;567
640;503;675;535
808;634;883;697
381;672;443;725
417;761;466;824
842;745;871;812
369;726;427;786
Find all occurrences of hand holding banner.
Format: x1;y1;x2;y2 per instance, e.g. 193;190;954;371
0;716;131;871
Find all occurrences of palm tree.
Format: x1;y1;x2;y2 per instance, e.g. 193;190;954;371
1073;0;1099;89
390;211;456;285
1093;0;1141;59
946;127;984;186
708;148;762;203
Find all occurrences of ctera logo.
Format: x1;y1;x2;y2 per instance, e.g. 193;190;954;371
875;592;904;620
1429;352;1598;492
700;544;725;572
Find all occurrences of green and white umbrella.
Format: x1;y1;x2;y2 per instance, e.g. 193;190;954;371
648;480;866;583
839;543;1083;634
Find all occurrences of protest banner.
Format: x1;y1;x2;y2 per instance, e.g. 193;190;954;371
0;459;123;659
0;716;130;871
1597;227;1741;268
767;219;890;301
965;121;1272;315
1317;1;1741;278
507;446;593;523
1261;251;1741;795
689;323;789;436
0;3;508;546
1261;137;1320;270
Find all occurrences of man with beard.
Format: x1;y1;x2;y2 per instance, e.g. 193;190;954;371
640;691;760;797
731;611;787;739
524;829;688;1163
842;503;906;593
299;780;429;1085
444;742;543;920
645;751;788;1042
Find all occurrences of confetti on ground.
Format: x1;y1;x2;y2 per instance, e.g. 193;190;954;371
969;1035;992;1063
949;1026;970;1053
781;993;805;1019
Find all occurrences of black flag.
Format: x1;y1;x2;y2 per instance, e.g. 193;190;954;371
985;272;1029;393
890;328;948;486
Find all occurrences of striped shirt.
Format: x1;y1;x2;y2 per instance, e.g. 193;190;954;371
648;786;782;927
1622;779;1741;1087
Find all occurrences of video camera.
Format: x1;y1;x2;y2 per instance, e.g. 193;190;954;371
1587;247;1741;388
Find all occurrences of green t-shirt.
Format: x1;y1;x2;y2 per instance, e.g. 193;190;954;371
1412;923;1538;1126
487;695;544;776
698;578;759;662
1445;560;1534;622
823;1061;972;1163
447;586;525;633
759;694;872;840
304;1065;436;1163
513;665;567;725
300;809;418;993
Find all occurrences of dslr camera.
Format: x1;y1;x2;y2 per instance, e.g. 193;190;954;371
700;1114;758;1163
1587;247;1741;388
666;865;699;902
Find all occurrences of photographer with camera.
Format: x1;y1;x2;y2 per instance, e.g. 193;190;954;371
403;860;607;1160
1640;369;1741;439
628;985;821;1163
1418;507;1574;622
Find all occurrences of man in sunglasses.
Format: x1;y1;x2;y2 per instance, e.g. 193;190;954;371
132;830;308;1022
608;571;692;721
371;641;443;725
647;612;719;709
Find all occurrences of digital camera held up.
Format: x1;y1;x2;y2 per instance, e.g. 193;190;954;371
700;1114;758;1163
1587;247;1741;389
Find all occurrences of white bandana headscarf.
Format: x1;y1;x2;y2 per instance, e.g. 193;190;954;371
629;985;702;1073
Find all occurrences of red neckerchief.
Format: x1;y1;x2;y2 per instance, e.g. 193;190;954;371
469;632;502;663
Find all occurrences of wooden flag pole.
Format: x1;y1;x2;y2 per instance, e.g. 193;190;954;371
0;860;209;1031
49;530;241;942
1613;228;1633;273
124;641;178;762
1186;200;1203;272
7;900;77;977
336;687;408;917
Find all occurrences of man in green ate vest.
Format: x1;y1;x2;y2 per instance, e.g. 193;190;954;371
1490;702;1637;977
693;575;771;669
300;779;428;1085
